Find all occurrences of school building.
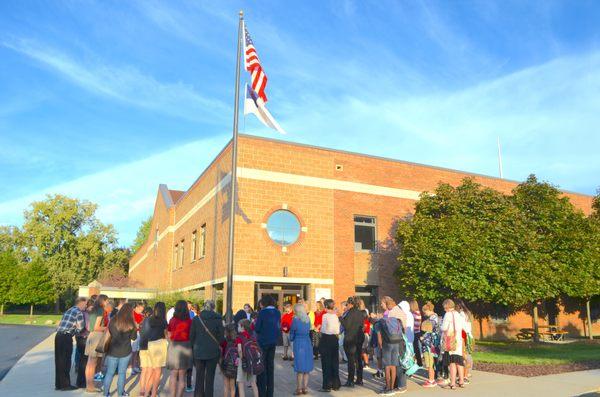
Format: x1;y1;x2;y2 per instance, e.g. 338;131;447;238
128;134;596;338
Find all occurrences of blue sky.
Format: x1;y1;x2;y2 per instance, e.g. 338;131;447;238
1;0;599;246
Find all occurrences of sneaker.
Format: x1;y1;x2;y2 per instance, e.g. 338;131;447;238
185;386;194;393
436;378;449;386
94;373;104;381
463;377;471;384
395;387;407;394
378;389;393;395
422;380;437;388
122;393;130;397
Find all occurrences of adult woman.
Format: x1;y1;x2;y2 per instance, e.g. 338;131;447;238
441;299;466;389
167;300;193;397
139;302;168;397
190;300;224;397
290;303;314;395
340;297;365;387
103;303;138;397
313;301;325;360
84;294;107;392
377;296;404;394
455;299;474;383
318;299;341;392
356;298;371;370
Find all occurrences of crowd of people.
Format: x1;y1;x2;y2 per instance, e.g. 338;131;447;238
54;294;474;396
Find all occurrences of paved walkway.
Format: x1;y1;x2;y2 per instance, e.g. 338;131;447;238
0;332;599;396
0;324;55;381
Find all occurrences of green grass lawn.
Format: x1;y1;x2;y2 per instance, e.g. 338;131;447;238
474;340;600;365
0;314;62;327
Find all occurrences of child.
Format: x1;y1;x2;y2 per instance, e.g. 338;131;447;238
369;313;384;379
281;302;294;360
419;319;438;387
221;323;238;397
236;319;259;397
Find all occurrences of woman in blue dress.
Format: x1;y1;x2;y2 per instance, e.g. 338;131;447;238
290;303;314;395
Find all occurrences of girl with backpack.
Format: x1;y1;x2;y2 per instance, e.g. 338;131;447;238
236;319;260;397
220;324;238;397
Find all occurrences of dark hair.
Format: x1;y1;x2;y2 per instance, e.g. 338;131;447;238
324;299;335;310
260;295;276;308
93;294;108;312
224;323;237;342
173;300;189;320
135;301;145;308
114;303;136;332
143;307;153;317
346;296;356;307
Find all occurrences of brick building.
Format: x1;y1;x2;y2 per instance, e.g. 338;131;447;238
129;134;595;338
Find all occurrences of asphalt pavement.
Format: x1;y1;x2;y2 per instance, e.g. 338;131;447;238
0;324;55;381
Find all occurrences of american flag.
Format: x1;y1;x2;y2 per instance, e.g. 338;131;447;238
244;23;268;103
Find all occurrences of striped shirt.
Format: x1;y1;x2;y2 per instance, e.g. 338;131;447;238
57;306;85;335
413;311;422;334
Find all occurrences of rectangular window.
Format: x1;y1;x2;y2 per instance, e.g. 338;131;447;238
173;244;178;271
354;216;376;251
191;230;197;261
179;240;185;268
199;224;206;258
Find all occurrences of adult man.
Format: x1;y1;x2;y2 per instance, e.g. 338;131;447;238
55;297;87;391
254;295;281;397
340;297;365;387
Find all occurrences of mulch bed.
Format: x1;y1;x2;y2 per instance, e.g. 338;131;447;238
476;361;600;377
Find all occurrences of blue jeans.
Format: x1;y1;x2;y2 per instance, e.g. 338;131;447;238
395;366;407;389
103;354;131;396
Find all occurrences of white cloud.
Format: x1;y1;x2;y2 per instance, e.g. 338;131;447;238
2;39;229;123
0;134;231;246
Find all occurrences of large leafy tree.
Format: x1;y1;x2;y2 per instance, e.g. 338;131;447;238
12;258;55;316
20;194;117;310
396;178;533;306
0;251;19;316
131;216;152;252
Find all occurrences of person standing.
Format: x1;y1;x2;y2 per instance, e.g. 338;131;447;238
340;297;365;387
410;299;423;367
167;300;193;397
54;297;87;391
233;303;253;325
190;300;224;397
280;302;294;360
85;294;108;392
254;295;281;397
235;319;259;397
318;299;341;392
441;299;466;389
131;301;145;374
290;303;314;395
102;303;138;397
312;301;324;360
139;302;169;397
75;298;93;388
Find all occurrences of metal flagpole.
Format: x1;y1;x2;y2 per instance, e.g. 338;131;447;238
225;10;244;323
497;136;504;179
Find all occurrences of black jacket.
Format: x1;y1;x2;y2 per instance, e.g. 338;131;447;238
190;310;224;360
341;308;365;343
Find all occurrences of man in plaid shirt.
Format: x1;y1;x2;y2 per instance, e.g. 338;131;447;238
55;297;87;391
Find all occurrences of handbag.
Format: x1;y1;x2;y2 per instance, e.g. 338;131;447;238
197;316;222;363
442;312;457;352
95;328;111;354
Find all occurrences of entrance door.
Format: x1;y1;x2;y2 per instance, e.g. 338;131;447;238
256;284;305;311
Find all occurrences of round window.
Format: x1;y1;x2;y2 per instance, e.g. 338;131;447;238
266;210;301;246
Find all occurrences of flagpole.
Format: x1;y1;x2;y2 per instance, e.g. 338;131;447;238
497;136;504;179
225;10;243;323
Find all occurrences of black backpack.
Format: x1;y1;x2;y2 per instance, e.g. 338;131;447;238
381;317;404;344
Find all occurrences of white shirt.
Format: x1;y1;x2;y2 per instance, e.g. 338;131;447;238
320;312;340;335
441;310;466;355
166;307;175;323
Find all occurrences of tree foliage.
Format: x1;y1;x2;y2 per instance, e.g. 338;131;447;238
0;251;19;307
131;216;152;253
12;258;55;307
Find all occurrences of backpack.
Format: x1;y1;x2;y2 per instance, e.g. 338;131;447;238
381;317;404;344
400;331;421;376
240;334;265;376
220;341;238;379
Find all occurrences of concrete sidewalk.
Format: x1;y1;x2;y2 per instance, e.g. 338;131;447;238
0;332;598;396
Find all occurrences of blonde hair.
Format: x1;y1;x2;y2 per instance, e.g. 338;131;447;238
381;296;396;310
443;299;455;310
409;299;420;312
422;301;435;313
316;301;324;311
294;303;310;323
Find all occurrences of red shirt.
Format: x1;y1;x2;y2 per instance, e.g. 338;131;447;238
281;312;294;333
363;317;371;334
314;310;324;330
235;330;252;346
134;311;144;330
167;317;192;342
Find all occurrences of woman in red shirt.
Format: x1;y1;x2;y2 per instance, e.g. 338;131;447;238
166;300;193;397
313;301;325;359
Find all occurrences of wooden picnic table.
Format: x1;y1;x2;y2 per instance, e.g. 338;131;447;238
516;326;568;341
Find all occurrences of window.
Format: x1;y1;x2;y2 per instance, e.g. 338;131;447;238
173;244;178;271
199;224;206;258
354;216;376;251
179;240;185;268
191;231;197;261
266;210;301;246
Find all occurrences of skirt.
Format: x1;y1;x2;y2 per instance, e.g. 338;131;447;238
85;331;104;358
141;339;168;368
166;340;193;370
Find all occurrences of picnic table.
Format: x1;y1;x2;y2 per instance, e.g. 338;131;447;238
516;325;568;341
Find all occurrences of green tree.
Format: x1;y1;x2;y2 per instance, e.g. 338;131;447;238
20;194;117;311
0;251;19;316
511;175;581;341
131;216;152;253
13;259;55;316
